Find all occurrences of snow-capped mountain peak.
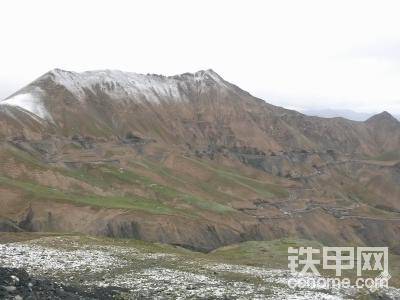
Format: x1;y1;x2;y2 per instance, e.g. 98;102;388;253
43;68;227;103
0;68;228;121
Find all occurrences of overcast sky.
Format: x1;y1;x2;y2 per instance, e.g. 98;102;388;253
1;0;400;114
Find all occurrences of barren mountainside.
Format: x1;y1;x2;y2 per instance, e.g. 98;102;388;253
0;69;399;254
1;68;400;155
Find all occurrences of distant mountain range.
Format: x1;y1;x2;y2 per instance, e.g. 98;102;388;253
302;108;400;121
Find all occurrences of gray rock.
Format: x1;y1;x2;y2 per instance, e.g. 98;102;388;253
10;275;20;284
5;285;16;292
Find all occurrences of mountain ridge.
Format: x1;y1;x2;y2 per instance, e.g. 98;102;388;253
1;68;398;126
303;108;400;122
0;68;399;157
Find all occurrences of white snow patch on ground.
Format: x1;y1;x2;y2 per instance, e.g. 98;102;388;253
1;237;399;299
0;90;50;120
0;237;175;277
94;267;348;299
0;243;123;275
96;267;266;299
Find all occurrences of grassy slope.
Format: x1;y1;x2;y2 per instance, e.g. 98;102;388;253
3;144;398;289
367;150;400;161
0;145;288;217
210;239;400;288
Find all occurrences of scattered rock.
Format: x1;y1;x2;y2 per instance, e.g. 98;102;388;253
4;286;16;292
10;275;19;284
0;267;125;299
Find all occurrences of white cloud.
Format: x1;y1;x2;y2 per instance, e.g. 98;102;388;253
0;0;400;114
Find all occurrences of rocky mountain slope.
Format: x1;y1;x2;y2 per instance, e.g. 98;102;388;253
0;69;399;254
2;68;400;154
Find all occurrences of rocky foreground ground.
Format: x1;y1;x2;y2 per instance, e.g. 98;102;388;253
0;233;399;299
0;266;127;299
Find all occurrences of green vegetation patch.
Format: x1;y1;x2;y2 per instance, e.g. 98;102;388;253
2;146;45;170
210;238;323;268
184;156;289;198
367;151;400;161
0;176;178;215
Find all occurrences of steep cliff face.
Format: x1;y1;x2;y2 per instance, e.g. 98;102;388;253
0;69;399;252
